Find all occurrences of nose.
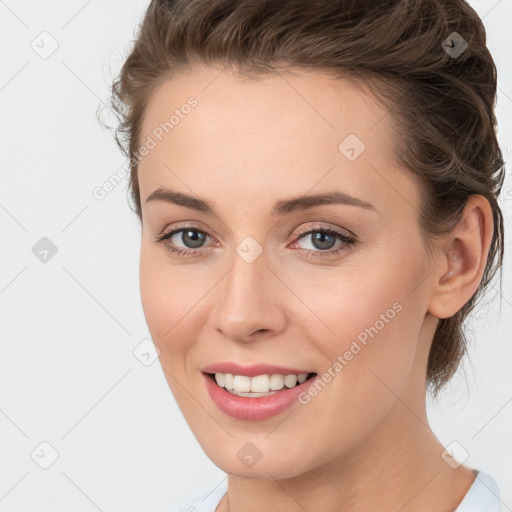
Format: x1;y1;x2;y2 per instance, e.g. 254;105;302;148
211;250;287;343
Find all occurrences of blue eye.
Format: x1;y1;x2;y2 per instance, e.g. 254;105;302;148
293;227;355;257
154;225;356;258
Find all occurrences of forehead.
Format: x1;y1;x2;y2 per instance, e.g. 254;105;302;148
138;66;419;219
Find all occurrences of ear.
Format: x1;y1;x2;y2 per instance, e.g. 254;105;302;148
428;195;494;320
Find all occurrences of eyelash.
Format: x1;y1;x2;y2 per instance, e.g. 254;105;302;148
154;224;356;259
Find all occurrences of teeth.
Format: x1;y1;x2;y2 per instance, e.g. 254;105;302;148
224;373;234;390
214;373;224;388
233;375;251;392
284;375;297;388
269;374;283;390
251;374;270;392
213;372;310;394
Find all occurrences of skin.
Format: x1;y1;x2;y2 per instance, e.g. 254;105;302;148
137;65;493;511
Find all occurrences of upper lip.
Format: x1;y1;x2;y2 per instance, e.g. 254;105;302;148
201;362;315;377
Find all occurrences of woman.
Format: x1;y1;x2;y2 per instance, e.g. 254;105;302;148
107;0;505;509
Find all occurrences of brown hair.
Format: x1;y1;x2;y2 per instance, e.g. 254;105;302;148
103;0;505;398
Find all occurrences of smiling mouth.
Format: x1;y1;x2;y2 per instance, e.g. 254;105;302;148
205;371;317;397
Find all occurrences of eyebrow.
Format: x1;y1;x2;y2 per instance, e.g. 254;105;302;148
145;186;377;216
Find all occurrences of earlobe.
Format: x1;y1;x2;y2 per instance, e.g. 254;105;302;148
427;195;493;320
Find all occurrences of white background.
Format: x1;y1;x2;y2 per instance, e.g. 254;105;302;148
1;0;511;510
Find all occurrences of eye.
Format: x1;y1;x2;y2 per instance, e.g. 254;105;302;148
155;226;213;257
291;225;356;257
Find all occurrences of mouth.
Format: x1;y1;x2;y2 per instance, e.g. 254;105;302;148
204;371;318;397
202;370;320;420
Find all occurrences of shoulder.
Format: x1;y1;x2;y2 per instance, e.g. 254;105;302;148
454;470;501;512
176;479;228;512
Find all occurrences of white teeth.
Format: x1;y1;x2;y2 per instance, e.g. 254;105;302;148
251;374;270;392
213;372;310;394
269;374;285;390
214;373;224;388
224;373;234;390
233;375;251;393
284;374;298;388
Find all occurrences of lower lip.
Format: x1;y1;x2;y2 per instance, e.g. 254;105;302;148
203;372;318;421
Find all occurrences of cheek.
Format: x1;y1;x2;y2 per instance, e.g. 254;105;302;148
139;248;209;409
283;260;425;460
297;246;426;401
139;247;195;353
139;244;219;370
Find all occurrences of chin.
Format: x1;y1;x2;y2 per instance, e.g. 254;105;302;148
199;439;312;480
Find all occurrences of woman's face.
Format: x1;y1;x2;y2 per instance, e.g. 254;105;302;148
137;66;440;478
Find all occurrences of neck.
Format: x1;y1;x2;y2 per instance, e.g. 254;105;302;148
217;392;475;512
